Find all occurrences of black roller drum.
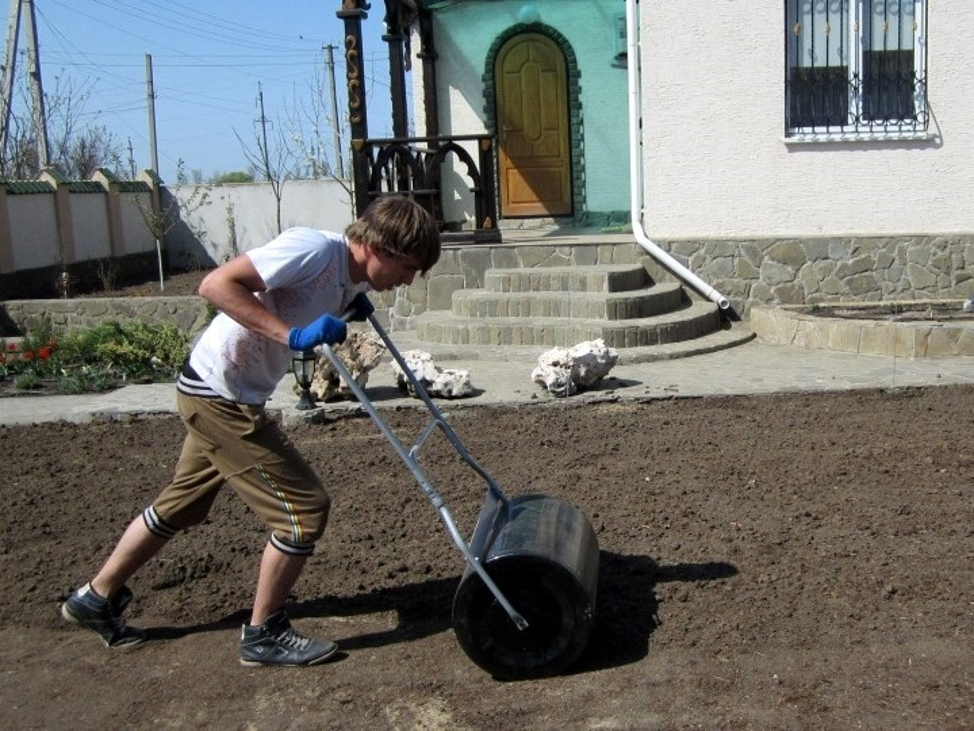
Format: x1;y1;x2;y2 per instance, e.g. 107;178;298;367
452;494;600;679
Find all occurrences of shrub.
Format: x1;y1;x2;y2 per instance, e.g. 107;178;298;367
1;317;191;393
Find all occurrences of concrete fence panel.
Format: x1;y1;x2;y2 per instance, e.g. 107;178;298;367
7;192;59;272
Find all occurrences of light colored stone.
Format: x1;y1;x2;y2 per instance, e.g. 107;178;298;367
531;338;619;397
308;331;386;402
391;350;475;399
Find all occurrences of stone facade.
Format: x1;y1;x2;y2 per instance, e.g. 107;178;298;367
377;235;974;326
751;303;974;358
2;297;212;338
666;234;974;317
4;235;973;338
372;240;652;331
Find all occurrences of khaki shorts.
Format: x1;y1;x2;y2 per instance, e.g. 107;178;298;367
151;392;330;555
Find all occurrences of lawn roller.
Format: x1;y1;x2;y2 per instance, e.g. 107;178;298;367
317;312;600;679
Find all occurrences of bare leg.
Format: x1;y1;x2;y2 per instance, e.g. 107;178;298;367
90;516;169;599
250;542;307;626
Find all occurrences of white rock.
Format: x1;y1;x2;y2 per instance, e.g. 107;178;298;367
306;331;386;402
428;368;474;398
531;339;619;397
392;350;475;398
963;296;974;313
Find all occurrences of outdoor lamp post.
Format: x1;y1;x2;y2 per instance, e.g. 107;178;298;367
292;349;318;410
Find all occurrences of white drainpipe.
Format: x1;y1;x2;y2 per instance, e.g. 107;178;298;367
625;0;731;311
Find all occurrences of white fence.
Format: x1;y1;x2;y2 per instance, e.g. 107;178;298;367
163;178;355;269
0;172;355;298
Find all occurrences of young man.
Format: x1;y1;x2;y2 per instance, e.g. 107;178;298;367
61;195;441;667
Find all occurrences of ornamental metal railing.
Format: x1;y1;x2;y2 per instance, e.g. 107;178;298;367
784;0;929;138
352;133;501;243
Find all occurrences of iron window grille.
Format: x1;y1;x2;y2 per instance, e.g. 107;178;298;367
785;0;928;139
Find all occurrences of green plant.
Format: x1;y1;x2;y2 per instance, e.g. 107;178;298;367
2;317;190;394
14;371;40;390
56;368;116;393
57;321;190;380
7;315;61;379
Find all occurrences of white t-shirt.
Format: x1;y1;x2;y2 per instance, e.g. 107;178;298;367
188;227;370;404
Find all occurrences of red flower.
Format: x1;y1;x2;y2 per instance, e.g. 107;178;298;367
38;346;52;360
22;350;34;361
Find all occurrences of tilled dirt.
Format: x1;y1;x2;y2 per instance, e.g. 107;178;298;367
0;386;973;729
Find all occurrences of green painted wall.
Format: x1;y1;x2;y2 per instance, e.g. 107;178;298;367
418;0;631;225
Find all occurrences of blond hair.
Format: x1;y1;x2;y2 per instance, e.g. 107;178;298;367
345;196;441;274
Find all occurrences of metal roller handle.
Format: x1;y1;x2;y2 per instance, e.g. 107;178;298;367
313;309;528;631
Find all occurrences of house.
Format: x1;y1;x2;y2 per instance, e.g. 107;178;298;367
402;0;973;315
409;0;631;230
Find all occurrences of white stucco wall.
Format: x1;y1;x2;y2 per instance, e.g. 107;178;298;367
118;191;156;256
410;0;631;223
636;0;973;238
8;195;58;270
166;179;354;267
70;193;111;262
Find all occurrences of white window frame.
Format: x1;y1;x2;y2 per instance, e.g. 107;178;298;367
784;0;930;143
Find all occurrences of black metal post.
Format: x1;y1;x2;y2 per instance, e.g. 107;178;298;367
337;0;372;215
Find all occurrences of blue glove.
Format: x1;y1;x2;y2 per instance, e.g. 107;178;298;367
288;314;347;350
346;292;375;322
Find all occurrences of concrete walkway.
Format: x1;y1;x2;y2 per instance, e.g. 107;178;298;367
3;333;973;427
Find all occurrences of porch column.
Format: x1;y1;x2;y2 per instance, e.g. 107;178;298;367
417;8;440;138
337;0;371;215
382;0;409;139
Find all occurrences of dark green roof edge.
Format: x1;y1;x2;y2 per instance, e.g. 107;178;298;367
116;180;152;192
67;181;105;193
0;180;54;194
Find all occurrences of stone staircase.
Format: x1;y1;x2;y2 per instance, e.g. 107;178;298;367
411;260;754;361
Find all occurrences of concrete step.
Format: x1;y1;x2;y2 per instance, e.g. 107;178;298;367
452;281;685;320
414;301;722;349
484;264;649;293
389;324;755;365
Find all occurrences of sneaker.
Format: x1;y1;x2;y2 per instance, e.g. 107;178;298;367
239;609;338;667
61;583;147;648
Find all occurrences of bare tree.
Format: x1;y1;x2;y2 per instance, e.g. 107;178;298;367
283;66;335;180
124;161;211;291
234;82;296;235
281;61;354;209
1;73;125;179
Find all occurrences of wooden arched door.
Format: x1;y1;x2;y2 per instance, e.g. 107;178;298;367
495;33;572;218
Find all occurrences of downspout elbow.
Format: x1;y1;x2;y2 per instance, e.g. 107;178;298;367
625;0;731;313
630;220;731;311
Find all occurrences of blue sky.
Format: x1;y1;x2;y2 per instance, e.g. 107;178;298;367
8;0;400;182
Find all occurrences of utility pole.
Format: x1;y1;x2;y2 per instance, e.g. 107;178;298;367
0;0;22;159
256;81;271;181
1;0;48;167
21;0;48;166
323;43;344;179
126;137;136;178
145;53;159;174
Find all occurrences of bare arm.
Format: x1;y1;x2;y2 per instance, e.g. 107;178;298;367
198;255;291;345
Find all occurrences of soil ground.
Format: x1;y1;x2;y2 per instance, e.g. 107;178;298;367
1;384;973;729
80;267;211;298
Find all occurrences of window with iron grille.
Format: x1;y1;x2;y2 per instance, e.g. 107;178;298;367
785;0;928;139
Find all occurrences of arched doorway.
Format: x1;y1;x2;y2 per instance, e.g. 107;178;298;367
495;33;572;218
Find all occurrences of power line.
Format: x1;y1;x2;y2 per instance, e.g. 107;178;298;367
87;0;320;53
11;0;401;178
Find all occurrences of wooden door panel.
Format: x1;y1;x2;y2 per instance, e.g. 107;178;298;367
506;168;566;208
496;34;571;217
